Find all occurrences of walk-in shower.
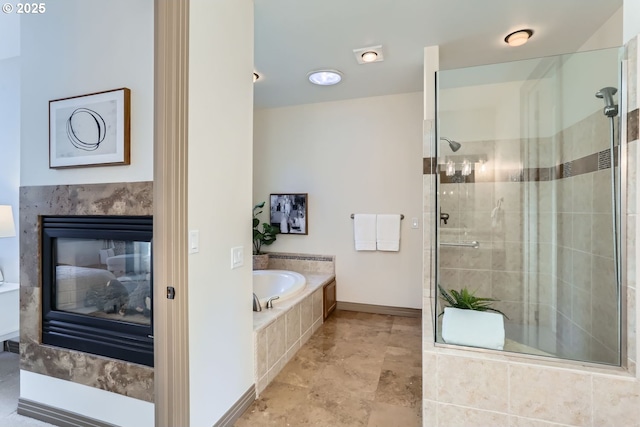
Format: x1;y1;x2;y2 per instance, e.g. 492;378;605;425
434;46;623;365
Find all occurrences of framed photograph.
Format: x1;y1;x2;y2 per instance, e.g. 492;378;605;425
270;193;308;235
49;88;131;169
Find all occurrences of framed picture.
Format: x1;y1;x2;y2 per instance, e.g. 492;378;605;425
49;88;131;169
270;193;308;235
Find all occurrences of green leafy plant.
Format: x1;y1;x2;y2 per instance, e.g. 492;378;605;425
253;202;279;255
438;284;508;318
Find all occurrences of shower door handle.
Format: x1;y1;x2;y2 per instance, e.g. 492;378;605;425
440;241;480;249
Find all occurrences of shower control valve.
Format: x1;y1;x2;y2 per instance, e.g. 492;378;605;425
440;212;450;225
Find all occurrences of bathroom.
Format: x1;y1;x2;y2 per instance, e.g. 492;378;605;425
3;1;640;426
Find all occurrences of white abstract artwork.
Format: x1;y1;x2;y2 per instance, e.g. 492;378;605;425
49;88;130;168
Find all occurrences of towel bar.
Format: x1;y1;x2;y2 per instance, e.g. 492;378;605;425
350;214;404;219
440;241;480;249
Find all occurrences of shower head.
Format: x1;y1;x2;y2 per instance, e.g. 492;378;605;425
595;87;618;118
440;137;462;152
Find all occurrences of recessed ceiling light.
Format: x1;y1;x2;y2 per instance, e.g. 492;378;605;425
307;69;343;86
504;29;533;47
361;51;378;63
253;72;260;82
353;45;384;64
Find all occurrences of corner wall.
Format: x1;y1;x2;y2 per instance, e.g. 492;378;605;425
253;92;424;309
187;0;255;425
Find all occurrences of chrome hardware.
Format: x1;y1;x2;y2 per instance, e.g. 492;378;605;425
253;293;262;312
440;241;480;249
266;296;280;309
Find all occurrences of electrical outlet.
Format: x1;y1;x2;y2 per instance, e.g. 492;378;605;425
231;246;244;269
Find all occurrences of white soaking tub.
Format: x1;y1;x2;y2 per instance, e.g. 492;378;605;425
252;269;306;307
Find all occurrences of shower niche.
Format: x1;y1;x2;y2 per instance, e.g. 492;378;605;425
434;46;623;365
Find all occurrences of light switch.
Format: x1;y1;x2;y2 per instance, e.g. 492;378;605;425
231;246;244;269
411;217;419;229
189;230;199;254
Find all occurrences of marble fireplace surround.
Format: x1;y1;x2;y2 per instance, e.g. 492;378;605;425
19;182;154;402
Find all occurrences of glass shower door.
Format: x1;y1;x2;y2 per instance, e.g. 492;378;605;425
435;47;622;365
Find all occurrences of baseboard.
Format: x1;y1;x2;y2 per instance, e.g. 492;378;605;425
213;384;256;427
18;398;117;427
336;301;422;318
5;339;19;354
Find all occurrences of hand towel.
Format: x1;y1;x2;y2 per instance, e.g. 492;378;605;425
353;214;376;251
376;214;401;251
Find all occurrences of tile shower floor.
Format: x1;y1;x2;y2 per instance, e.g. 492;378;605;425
236;310;422;427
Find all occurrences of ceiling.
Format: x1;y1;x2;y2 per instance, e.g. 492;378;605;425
253;0;622;109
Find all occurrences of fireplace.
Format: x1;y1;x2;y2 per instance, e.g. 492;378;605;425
41;216;153;366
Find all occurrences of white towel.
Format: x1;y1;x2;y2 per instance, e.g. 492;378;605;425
376;214;401;251
353;214;376;251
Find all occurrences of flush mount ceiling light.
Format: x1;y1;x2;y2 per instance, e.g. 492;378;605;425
361;51;378;62
307;69;343;86
353;45;384;64
504;29;533;47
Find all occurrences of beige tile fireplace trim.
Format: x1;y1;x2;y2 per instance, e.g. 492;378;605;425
19;182;154;402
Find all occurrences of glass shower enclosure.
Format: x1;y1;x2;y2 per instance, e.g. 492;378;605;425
434;47;623;365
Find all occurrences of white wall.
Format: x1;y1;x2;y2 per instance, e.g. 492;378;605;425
19;1;154;425
624;0;640;43
0;56;20;283
20;0;154;186
188;0;255;425
254;92;424;309
579;6;622;52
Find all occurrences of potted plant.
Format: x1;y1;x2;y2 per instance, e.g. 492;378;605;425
438;284;507;350
253;202;279;270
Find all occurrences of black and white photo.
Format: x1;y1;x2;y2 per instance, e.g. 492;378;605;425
270;193;308;235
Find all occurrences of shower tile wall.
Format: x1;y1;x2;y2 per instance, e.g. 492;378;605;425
439;137;538;326
553;111;618;364
438;110;618;363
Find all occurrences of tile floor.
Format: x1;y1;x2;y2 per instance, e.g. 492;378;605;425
0;310;421;427
235;310;423;427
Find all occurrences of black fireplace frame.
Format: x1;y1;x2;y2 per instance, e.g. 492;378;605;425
41;215;154;367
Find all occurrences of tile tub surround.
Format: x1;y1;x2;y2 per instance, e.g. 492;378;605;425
421;37;640;426
253;272;334;396
19;183;154;402
266;252;335;275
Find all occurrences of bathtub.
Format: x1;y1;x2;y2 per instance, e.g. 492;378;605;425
252;270;306;307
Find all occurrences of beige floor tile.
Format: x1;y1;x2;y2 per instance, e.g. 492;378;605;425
236;381;373;427
236;311;423;426
387;326;422;352
374;349;422;408
274;343;332;388
367;402;421;427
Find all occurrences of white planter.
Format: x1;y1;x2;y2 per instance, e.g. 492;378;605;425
441;307;505;350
